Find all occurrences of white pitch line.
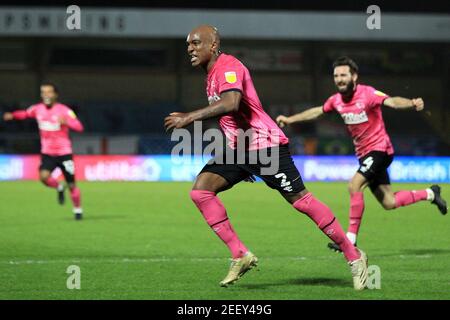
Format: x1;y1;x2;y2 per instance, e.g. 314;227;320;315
0;254;435;265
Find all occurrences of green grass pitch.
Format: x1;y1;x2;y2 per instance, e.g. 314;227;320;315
0;181;449;300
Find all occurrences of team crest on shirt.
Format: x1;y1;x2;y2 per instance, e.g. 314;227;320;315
224;71;237;84
355;102;365;109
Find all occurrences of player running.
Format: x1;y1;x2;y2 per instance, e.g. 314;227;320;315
3;82;84;220
165;26;368;290
276;56;448;251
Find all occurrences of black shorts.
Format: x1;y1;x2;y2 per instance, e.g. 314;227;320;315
199;144;305;194
40;154;76;184
357;151;394;192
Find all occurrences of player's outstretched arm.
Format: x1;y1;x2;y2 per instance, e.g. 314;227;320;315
164;91;241;131
3;105;37;121
3;110;29;121
276;106;324;128
383;97;424;111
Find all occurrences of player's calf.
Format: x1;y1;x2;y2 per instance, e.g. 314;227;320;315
69;185;83;220
292;192;360;262
190;190;249;259
57;183;65;205
392;186;447;215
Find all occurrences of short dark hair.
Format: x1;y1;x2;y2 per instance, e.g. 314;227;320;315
332;56;359;74
40;82;59;94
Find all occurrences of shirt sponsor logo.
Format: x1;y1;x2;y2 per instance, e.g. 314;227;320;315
341;111;369;125
38;121;61;131
224;71;237;84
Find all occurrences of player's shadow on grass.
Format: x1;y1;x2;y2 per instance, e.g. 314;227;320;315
376;248;450;257
65;215;128;221
241;277;349;289
401;248;450;255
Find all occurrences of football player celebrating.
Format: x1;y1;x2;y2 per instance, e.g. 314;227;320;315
165;26;368;290
276;56;447;251
3;82;84;220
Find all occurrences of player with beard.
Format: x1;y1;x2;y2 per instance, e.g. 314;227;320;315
276;56;447;251
3;82;84;220
165;27;369;290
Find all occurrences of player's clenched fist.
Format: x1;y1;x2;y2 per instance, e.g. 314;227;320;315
276;115;291;128
164;112;192;131
3;112;13;121
412;98;424;111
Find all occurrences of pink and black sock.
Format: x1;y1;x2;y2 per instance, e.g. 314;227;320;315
293;192;360;262
347;192;365;242
394;190;429;208
70;187;81;209
190;190;248;259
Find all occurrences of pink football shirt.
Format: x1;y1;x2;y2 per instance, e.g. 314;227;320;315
206;53;289;150
12;103;84;156
323;84;394;158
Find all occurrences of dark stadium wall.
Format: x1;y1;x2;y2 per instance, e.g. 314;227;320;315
0;36;448;149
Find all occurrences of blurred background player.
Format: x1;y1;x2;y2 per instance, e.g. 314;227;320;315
276;56;448;251
165;26;368;290
3;82;84;220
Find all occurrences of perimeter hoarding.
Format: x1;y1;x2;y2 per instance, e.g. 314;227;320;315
0;155;449;183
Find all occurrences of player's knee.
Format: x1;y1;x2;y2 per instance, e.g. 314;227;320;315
190;189;215;206
67;182;76;190
189;190;201;204
348;182;360;194
382;197;396;210
285;189;308;205
192;181;223;194
39;172;50;183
